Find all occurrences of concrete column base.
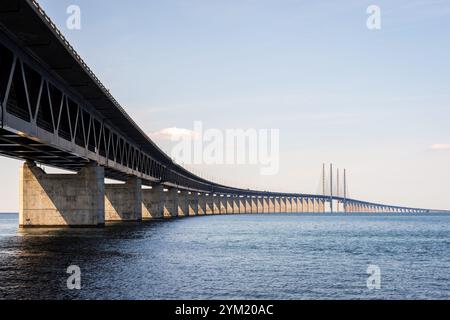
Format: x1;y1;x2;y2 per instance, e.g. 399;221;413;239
178;191;189;217
163;188;179;218
19;162;105;228
188;192;199;216
142;185;164;219
105;177;142;222
198;193;206;215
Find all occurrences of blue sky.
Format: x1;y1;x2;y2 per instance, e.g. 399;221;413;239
1;0;450;210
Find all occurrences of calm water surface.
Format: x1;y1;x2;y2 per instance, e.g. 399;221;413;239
0;213;449;300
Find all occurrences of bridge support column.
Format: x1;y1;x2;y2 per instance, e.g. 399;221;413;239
243;197;250;214
267;197;274;213
142;185;164;219
238;197;245;214
205;194;214;215
319;199;325;213
250;197;257;213
348;202;354;212
213;195;220;214
308;198;314;213
232;196;239;214
296;198;302;213
19;162;105;228
163;188;179;218
188;192;198;216
291;197;297;213
226;195;234;214
274;197;281;213
301;198;307;212
105;177;142;222
280;197;286;213
256;197;263;213
198;193;206;215
219;195;227;214
177;191;189;217
262;197;269;213
285;198;292;213
313;199;319;213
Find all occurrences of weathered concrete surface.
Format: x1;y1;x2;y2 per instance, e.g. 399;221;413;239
213;196;220;214
177;191;189;217
262;197;269;213
308;198;314;213
257;197;263;213
318;199;324;213
188;192;199;216
286;198;292;213
268;197;275;213
274;197;281;213
251;197;257;214
219;196;227;214
226;196;234;214
232;197;239;214
302;198;308;212
142;185;164;219
280;197;287;213
244;197;251;214
105;177;142;222
163;188;178;218
239;198;245;213
314;199;320;213
198;193;206;215
291;198;298;213
19;162;105;228
297;198;303;213
205;194;214;215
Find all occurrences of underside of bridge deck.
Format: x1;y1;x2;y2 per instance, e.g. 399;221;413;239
0;0;435;228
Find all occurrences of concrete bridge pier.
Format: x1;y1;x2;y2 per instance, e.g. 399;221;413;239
162;187;179;218
205;194;214;215
250;197;257;213
272;197;278;213
238;196;245;213
268;197;275;213
219;195;227;214
227;195;233;214
198;193;207;215
292;197;298;213
142;185;164;219
279;197;286;213
301;198;307;212
212;195;220;214
319;199;325;213
104;177;142;222
232;196;239;214
256;197;263;213
298;198;303;213
243;196;250;214
286;198;292;213
19;161;105;228
262;197;269;213
177;191;189;217
308;198;315;213
188;192;198;216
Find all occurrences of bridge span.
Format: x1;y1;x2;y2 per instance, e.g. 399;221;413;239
0;0;433;227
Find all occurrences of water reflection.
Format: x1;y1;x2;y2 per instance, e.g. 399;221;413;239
0;213;449;300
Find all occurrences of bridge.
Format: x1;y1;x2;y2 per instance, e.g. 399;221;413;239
0;0;435;228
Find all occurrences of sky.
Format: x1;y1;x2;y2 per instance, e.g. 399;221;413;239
1;0;450;211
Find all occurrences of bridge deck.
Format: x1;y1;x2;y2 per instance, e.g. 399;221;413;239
0;0;438;214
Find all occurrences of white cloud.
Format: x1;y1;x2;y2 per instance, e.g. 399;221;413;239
150;127;200;141
430;144;450;150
